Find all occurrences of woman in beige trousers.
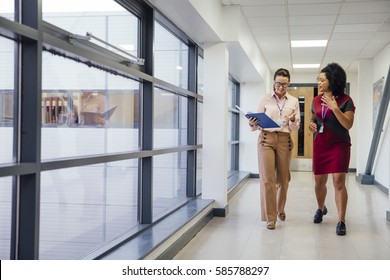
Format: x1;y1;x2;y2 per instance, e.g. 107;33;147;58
248;68;300;230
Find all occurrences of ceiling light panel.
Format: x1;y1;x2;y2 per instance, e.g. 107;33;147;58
293;64;320;68
291;40;328;47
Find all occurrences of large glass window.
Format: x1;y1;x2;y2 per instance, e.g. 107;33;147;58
1;0;203;260
228;78;240;176
41;52;140;159
153;152;187;220
197;55;204;145
0;36;14;164
197;102;203;145
0;176;12;260
153;88;187;149
196;149;202;196
40;159;138;259
0;1;14;20
197;56;204;96
42;0;139;60
154;21;189;89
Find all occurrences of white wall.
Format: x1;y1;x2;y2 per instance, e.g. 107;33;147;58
357;42;390;219
371;43;390;190
356;59;374;175
355;43;390;192
239;82;267;174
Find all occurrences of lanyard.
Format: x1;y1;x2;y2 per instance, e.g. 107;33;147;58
321;104;329;121
273;95;286;116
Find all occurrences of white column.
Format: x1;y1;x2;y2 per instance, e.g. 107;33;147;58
202;43;229;215
356;59;373;175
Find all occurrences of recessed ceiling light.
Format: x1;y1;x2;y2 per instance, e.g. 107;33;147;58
291;40;327;47
293;64;320;69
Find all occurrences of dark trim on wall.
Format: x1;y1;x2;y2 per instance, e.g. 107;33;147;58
214;205;229;217
373;180;389;195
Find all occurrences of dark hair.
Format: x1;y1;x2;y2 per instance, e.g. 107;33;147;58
274;68;290;81
320;63;346;97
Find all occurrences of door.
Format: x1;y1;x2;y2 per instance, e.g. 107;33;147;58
288;87;314;171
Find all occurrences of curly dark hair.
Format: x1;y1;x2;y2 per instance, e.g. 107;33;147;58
274;68;290;81
320;63;346;97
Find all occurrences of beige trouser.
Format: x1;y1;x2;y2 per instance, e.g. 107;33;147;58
257;131;293;222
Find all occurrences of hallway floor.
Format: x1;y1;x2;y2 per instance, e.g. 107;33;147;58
174;172;390;260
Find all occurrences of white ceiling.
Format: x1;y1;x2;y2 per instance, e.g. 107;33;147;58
221;0;390;74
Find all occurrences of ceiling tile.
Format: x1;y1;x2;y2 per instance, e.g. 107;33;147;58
334;23;381;32
230;0;285;5
341;1;390;14
288;3;341;16
288;0;342;4
255;34;290;41
269;59;293;69
257;37;290;47
292;47;326;59
241;5;286;17
337;13;389;24
327;39;368;50
378;22;390;31
259;41;290;53
331;32;373;40
358;39;389;58
251;26;289;35
247;16;287;27
290;33;331;40
290;25;333;34
325;48;360;56
344;0;387;2
373;31;390;39
289;15;336;25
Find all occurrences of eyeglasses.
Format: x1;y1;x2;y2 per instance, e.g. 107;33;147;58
316;77;327;83
274;82;289;88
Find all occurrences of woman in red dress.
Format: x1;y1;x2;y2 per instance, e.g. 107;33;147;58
308;63;355;236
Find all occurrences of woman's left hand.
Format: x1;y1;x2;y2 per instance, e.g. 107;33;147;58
321;94;338;111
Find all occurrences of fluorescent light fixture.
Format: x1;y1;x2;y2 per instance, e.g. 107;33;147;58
291;40;327;47
176;65;183;70
293;64;320;69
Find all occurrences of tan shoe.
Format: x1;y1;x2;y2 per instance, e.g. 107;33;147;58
278;212;286;221
266;222;276;230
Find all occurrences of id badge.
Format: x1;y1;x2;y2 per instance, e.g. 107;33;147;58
319;124;324;133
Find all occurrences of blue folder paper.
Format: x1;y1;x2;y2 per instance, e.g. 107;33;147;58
236;105;280;129
245;112;280;128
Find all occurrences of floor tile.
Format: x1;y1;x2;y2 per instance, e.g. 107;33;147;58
174;172;390;260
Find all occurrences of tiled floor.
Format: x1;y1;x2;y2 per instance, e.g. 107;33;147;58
174;172;390;260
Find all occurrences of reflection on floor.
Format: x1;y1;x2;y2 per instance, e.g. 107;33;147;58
174;172;390;260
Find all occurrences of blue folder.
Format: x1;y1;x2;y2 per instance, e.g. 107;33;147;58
236;105;280;128
245;112;280;128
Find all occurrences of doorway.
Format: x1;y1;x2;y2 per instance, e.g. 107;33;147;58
288;86;316;171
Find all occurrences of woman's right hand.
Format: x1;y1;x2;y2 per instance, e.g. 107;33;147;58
308;122;317;132
248;117;259;127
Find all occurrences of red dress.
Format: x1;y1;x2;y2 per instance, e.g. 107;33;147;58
312;94;355;175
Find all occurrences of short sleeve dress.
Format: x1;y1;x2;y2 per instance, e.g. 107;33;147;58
312;94;356;175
